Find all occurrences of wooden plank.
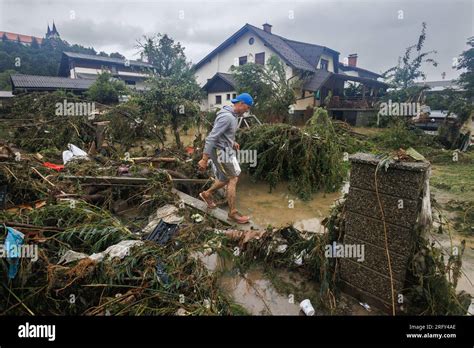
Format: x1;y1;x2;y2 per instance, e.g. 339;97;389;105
62;175;149;185
172;188;261;231
131;157;178;163
62;175;209;185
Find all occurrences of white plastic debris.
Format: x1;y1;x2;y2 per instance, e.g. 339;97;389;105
275;244;288;253
142;204;183;235
57;240;143;264
419;168;433;232
467;299;474;316
294;250;306;266
58;250;89;264
62;143;89;165
341;181;350;195
176;308;189;316
359;302;371;312
89;240;144;262
300;299;315;316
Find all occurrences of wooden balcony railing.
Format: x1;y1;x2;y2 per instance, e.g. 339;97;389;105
327;96;380;110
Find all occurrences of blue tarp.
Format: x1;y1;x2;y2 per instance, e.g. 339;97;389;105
5;226;25;279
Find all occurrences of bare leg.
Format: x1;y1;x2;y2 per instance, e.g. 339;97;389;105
204;179;227;196
227;176;238;213
226;176;249;223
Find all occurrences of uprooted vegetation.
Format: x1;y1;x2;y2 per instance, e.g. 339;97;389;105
237;108;347;200
0;92;472;316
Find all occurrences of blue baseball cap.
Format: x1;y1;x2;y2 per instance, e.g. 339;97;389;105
231;93;254;107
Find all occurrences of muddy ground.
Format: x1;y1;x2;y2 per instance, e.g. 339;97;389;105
173;126;473;315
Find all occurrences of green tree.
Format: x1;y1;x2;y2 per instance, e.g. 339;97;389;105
0;69;17;90
136;34;188;77
85;72;128;104
110;52;126;59
384;22;438;89
457;36;474;99
0;36;103;77
231;55;298;122
139;74;203;149
136;33;202;148
31;37;40;49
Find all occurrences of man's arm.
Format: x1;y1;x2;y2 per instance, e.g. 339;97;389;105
198;114;231;170
203;114;231;155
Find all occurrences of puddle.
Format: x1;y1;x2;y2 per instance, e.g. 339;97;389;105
192;250;379;316
219;268;302;315
428;231;474;296
236;174;343;229
293;218;325;234
430;186;474;296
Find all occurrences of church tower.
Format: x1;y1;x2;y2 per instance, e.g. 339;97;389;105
45;22;60;39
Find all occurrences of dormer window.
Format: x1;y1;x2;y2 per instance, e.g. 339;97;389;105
320;59;329;71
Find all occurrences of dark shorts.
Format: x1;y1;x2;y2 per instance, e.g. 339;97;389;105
209;148;241;182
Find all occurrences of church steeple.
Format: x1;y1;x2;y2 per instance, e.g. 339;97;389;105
52;22;59;36
46;21;60;39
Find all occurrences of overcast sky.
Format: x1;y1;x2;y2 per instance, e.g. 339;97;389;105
1;0;472;80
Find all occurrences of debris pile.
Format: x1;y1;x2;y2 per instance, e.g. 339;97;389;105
237;108;346;200
0;92;470;316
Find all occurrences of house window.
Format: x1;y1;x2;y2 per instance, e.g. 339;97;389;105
320;59;329;71
215;95;222;104
125;80;136;85
239;56;247;65
232;93;237;99
249;37;255;45
255;52;265;65
226;94;231;100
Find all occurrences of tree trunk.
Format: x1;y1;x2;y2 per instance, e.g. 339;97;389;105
172;115;183;149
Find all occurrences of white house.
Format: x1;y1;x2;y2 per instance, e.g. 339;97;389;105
58;52;155;91
194;23;387;115
11;52;156;95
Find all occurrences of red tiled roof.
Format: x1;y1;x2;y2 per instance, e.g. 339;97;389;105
0;31;43;44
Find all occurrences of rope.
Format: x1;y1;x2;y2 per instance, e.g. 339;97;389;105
374;164;396;316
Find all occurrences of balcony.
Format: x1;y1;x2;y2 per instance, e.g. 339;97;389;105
326;95;380;110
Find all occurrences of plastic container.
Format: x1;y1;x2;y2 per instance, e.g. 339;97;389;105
299;299;315;316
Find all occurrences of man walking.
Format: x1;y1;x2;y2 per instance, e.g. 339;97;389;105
198;93;253;224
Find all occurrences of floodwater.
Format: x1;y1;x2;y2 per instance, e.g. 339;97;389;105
193;250;378;316
236;174;344;232
429;186;474;296
219;268;302;315
180;127;472;313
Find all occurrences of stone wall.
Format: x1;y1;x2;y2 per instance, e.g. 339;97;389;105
340;153;430;313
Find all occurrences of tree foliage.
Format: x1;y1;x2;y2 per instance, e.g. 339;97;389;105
232;55;298;122
0;38;97;77
136;34;189;78
383;22;438;89
237;108;345;200
85;72;128;104
457;36;474;99
136;34;203;148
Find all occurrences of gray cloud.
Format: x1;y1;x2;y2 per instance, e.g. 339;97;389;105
0;0;472;80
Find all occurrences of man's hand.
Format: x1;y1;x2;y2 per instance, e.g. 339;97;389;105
198;157;208;172
233;142;240;151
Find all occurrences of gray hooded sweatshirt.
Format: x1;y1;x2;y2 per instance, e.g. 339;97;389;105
204;105;238;155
